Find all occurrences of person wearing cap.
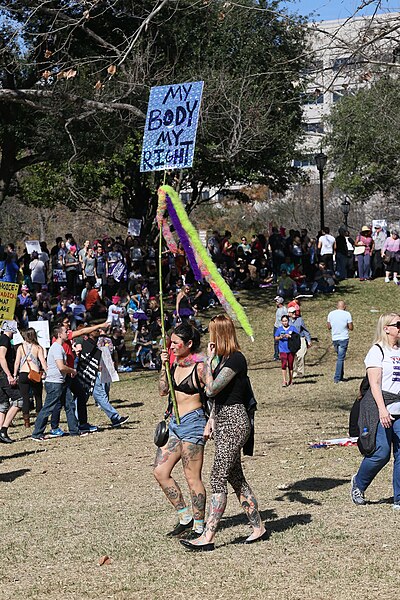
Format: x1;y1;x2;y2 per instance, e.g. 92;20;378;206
0;321;24;443
107;295;125;331
382;230;400;284
327;300;353;383
355;226;374;281
287;306;312;378
273;297;288;361
372;224;387;279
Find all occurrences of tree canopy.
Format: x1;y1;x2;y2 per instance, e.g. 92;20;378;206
1;0;310;233
326;76;400;202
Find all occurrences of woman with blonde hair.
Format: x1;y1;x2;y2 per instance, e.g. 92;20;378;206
13;328;47;427
181;314;265;552
351;312;400;508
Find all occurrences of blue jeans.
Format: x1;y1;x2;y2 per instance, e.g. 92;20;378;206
92;374;119;423
332;339;349;382
51;375;89;428
169;408;207;445
355;419;400;501
335;253;347;280
33;381;80;437
357;254;371;279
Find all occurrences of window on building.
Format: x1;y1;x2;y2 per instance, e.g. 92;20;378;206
332;88;357;103
302;122;324;133
302;59;324;75
300;92;324;105
293;155;315;168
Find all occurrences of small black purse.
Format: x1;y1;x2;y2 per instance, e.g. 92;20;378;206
154;418;169;447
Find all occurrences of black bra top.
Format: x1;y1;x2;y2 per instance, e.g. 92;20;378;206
171;363;200;395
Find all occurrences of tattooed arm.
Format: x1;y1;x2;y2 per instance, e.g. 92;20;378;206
203;360;237;397
159;350;170;396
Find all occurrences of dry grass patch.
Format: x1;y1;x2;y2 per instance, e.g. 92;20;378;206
1;279;400;599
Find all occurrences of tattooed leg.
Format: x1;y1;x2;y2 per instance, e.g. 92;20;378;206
188;493;227;546
182;442;206;523
240;489;266;541
153;436;186;510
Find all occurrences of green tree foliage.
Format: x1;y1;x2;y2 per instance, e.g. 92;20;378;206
326;77;400;201
1;0;309;231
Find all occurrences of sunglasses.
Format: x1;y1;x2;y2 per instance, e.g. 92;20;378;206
387;322;400;329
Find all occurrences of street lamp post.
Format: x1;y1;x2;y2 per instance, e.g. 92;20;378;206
340;197;351;229
314;151;328;231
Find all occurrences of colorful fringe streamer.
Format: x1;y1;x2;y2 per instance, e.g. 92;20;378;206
157;185;254;340
165;195;203;282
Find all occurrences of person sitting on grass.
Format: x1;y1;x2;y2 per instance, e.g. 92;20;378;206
135;324;156;369
274;315;298;387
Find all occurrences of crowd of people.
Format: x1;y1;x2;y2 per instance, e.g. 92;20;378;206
1;221;399;546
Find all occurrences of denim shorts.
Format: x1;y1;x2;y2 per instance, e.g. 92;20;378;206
169;408;207;446
0;378;24;412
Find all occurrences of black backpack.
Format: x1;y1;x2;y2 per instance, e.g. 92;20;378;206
288;331;301;354
348;343;383;437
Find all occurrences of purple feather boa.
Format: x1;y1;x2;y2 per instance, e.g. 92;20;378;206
166;194;203;281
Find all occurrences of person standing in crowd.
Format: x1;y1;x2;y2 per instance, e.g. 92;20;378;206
83;247;97;286
31;324;81;441
78;240;90;271
154;323;207;539
181;315;265;552
0;321;24;443
335;227;349;281
351;313;400;508
287;306;312;378
327;300;353;383
372;224;387;279
275;314;298;387
344;230;355;278
355;225;374;281
318;227;336;272
64;246;79;295
382;229;400;284
273;296;287;361
13;328;47;428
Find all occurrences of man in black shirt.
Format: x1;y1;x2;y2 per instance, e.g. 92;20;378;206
0;320;24;443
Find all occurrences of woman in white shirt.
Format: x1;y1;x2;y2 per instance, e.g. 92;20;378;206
351;313;400;508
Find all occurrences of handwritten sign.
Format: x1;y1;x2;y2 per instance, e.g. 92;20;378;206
128;219;142;237
25;240;41;254
13;320;50;349
0;282;19;322
140;81;204;172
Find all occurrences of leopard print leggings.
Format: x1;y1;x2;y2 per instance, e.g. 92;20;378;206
210;403;252;496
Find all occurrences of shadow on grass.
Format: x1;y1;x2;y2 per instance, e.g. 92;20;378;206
219;508;277;531
110;401;144;409
228;512;313;545
274;477;349;505
292;380;318;385
367;497;393;505
0;468;30;482
0;449;45;461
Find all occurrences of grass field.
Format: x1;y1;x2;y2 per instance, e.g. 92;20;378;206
1;278;400;600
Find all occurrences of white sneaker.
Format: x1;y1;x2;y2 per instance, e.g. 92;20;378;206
385;277;390;283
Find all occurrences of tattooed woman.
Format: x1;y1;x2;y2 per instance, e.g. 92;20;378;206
154;322;207;539
181;314;266;552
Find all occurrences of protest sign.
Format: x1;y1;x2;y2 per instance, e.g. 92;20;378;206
0;282;18;323
199;230;207;247
13;321;50;349
53;269;67;283
109;260;126;283
128;219;142;237
100;347;120;384
140;81;204;173
372;219;387;233
76;339;102;396
25;240;41;254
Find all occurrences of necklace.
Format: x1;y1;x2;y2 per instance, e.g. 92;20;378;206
175;353;204;367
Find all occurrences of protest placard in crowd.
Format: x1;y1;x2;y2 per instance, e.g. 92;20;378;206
140;81;204;172
0;282;18;323
25;240;41;254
